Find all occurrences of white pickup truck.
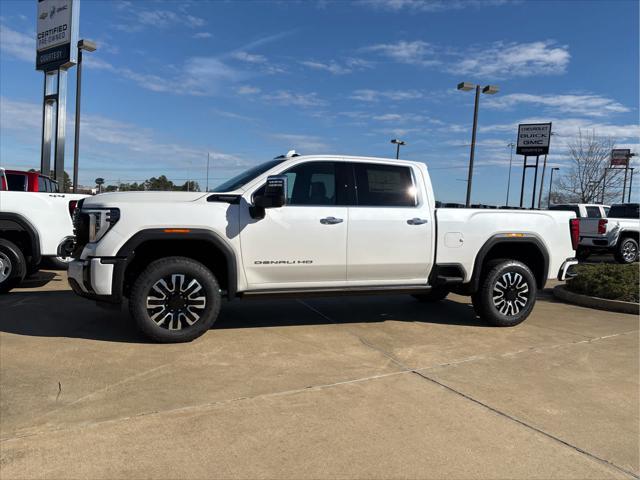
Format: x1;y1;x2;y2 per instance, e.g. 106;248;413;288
0;190;88;292
577;203;639;263
63;154;579;343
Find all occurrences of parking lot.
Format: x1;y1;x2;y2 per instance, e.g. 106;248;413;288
1;271;638;479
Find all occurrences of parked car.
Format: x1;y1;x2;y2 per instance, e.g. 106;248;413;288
0;189;88;292
549;203;610;218
578;203;639;263
63;153;578;343
0;168;60;193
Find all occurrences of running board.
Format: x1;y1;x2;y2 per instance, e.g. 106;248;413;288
238;284;432;299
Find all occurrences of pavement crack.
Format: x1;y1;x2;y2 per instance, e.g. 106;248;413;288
411;370;639;479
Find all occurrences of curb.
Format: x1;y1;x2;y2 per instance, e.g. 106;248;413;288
553;285;639;315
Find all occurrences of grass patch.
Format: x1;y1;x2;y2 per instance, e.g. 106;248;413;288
567;263;639;303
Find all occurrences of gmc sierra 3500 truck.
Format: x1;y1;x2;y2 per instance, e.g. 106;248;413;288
62;154;579;343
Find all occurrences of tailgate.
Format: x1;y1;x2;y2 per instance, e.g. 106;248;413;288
579;218;603;237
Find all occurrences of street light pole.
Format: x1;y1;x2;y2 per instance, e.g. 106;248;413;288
390;139;405;159
206;152;210;192
506;142;515;206
457;82;499;207
547;167;559;208
629;168;635;203
72;40;96;193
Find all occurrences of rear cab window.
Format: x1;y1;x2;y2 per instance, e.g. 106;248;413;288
586;206;602;218
6;173;27;191
608;204;639;219
353;163;416;207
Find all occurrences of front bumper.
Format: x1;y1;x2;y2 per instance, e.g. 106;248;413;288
557;257;579;281
68;257;124;304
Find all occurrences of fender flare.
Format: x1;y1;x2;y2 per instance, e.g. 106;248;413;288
0;212;42;268
469;234;550;292
115;228;238;298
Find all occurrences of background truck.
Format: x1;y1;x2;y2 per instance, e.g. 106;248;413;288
548;203;610;219
64;154;579;343
577;203;639;263
0;189;87;292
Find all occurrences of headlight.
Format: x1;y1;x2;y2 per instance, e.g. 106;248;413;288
86;208;120;243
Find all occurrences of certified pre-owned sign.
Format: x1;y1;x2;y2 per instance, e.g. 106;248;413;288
36;0;80;71
517;123;552;156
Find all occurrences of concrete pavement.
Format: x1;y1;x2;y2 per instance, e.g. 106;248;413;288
1;271;638;479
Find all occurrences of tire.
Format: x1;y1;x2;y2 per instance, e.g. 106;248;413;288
129;256;221;343
46;256;72;270
576;247;590;262
614;237;638;264
472;259;537;327
412;287;449;302
0;239;26;294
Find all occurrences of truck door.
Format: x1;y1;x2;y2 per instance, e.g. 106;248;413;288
346;162;433;285
240;161;350;289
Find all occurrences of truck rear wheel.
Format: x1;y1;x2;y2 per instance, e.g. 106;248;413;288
129;257;222;343
614;237;638;264
472;259;537;327
0;239;26;293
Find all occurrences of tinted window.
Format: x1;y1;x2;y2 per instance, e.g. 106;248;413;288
6;174;27;191
608;204;639;219
284;162;336;206
48;178;59;192
38;176;47;192
354;163;415;207
586;206;602;218
603;207;610;217
549;205;581;217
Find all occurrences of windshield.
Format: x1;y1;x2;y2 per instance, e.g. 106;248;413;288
214;159;285;192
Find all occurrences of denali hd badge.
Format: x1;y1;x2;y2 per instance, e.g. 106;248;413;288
254;260;313;265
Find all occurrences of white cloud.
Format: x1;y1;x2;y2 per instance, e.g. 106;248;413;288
236;85;261;95
137;10;205;28
480;118;640;143
450;41;569;78
484;93;630;117
231;51;267;64
0;97;246;179
269;133;329;152
0;24;33;62
365;40;438;66
193;32;212;39
262;90;326;107
360;0;514;12
301;57;373;75
350;89;424;102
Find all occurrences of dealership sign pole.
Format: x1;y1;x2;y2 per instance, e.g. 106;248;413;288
517;123;552;208
36;0;80;183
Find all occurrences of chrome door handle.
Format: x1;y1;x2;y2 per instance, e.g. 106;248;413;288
407;218;428;225
320;217;344;225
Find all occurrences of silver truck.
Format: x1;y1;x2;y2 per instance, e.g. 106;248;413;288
578;203;639;263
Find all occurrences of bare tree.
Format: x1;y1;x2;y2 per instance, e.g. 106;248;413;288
554;130;625;204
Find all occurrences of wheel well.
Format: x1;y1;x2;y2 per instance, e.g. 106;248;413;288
0;222;34;264
619;231;639;244
122;239;230;298
477;241;547;290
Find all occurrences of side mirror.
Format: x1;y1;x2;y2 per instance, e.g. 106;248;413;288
254;175;287;209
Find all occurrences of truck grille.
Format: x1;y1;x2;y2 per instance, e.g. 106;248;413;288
72;199;89;257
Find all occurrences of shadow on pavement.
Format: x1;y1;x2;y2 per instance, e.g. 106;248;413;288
1;290;487;344
18;271;58;289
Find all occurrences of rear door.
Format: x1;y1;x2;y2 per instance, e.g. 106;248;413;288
346;162;433;285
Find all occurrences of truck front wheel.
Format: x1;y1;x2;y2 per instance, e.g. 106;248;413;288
129;257;222;343
472;259;537;327
0;239;26;294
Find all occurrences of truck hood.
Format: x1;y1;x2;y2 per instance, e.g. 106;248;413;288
82;191;210;207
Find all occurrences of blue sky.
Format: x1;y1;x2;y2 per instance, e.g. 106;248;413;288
1;0;638;203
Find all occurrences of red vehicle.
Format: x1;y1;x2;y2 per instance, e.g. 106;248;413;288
0;169;60;193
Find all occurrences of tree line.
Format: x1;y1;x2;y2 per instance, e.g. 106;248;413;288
103;175;200;192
